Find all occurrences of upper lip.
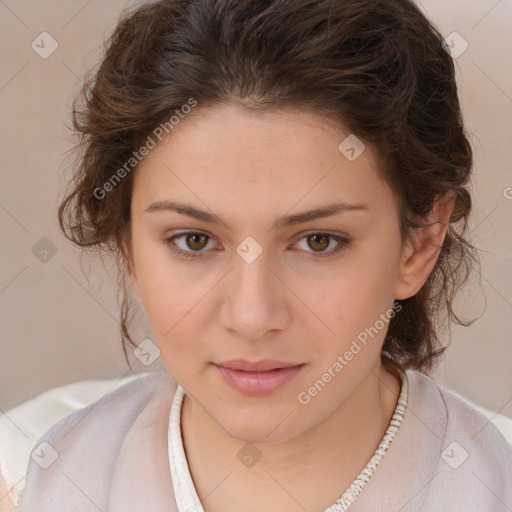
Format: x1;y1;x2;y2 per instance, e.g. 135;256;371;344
214;359;303;372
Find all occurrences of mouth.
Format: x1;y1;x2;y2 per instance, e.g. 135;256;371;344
213;360;305;396
214;359;303;372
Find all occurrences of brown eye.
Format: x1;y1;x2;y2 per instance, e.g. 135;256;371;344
294;232;351;258
307;234;330;252
165;230;351;261
165;231;217;259
185;233;209;251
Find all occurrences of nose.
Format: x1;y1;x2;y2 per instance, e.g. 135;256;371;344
219;248;290;341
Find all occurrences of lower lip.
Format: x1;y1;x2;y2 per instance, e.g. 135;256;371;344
214;364;304;396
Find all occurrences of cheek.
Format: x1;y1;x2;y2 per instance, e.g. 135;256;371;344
131;232;189;336
131;235;220;374
311;246;400;356
135;263;202;376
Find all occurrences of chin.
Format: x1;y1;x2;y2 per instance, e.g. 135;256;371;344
219;408;302;445
228;425;295;445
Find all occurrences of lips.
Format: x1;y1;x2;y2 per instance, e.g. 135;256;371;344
214;359;302;372
213;360;305;395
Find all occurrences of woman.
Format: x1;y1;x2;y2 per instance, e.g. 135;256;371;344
10;0;512;510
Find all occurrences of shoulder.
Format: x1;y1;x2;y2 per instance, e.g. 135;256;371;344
34;369;176;445
406;370;512;509
17;369;178;511
409;370;512;453
436;374;512;464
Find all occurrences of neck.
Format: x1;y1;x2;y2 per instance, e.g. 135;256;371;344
181;361;402;510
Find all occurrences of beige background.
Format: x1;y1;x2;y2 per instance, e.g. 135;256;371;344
0;0;511;416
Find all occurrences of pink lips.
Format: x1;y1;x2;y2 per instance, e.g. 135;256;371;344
213;359;305;396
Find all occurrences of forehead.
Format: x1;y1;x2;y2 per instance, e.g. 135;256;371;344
131;104;392;219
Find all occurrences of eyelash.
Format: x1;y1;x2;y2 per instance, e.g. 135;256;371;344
164;230;352;260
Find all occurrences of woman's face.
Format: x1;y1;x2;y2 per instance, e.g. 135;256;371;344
128;104;409;443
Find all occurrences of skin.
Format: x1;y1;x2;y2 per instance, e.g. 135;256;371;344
128;104;454;511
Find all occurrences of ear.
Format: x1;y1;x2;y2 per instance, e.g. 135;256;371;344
394;192;455;300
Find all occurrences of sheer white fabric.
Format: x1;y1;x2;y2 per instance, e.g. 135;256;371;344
6;369;512;512
168;372;408;512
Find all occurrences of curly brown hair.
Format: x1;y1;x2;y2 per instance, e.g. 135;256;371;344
58;0;480;376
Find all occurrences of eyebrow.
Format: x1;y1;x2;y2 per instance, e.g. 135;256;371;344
144;199;369;230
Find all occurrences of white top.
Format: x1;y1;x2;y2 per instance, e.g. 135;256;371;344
7;368;512;512
168;371;409;512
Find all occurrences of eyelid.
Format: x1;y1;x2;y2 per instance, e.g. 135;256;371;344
164;229;351;259
166;230;220;259
291;230;351;257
